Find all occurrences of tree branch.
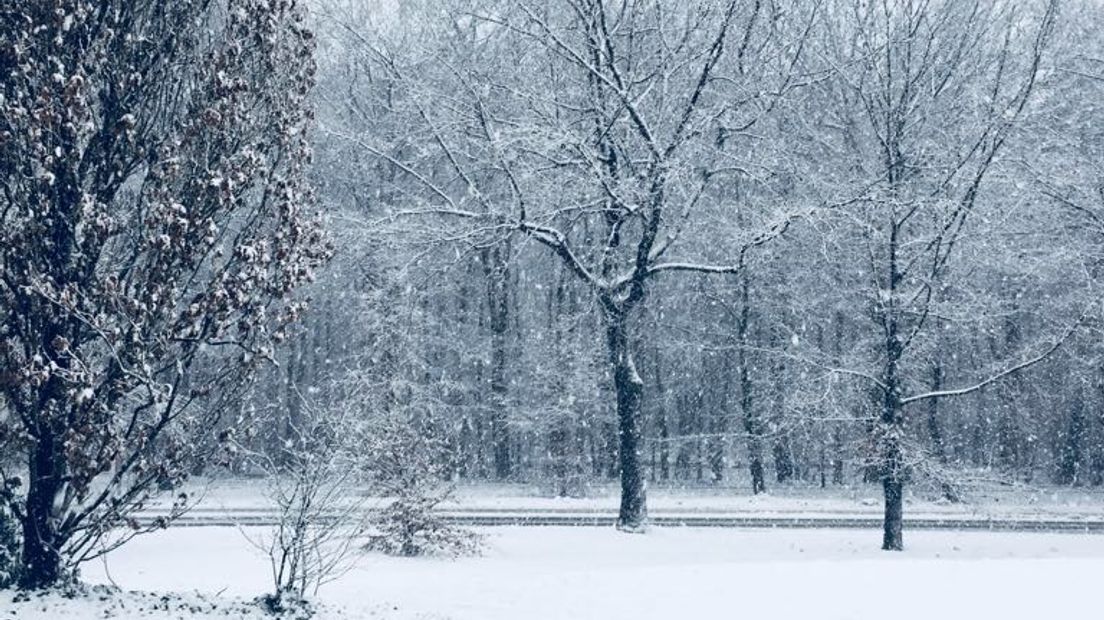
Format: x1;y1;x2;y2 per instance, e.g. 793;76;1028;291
900;316;1081;406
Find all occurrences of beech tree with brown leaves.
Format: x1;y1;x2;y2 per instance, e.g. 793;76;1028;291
0;0;329;588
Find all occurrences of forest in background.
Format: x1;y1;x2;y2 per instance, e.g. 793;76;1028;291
268;0;1100;503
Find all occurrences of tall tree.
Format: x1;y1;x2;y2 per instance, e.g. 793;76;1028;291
0;0;328;587
805;0;1059;549
338;0;813;529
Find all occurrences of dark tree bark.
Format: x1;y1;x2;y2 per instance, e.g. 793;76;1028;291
484;244;513;480
548;423;570;496
606;310;647;530
20;431;64;589
879;220;906;551
736;271;766;494
882;473;905;551
880;396;906;551
773;440;796;483
654;353;671;482
771;347;795;484
926;361;947;463
1058;388;1086;485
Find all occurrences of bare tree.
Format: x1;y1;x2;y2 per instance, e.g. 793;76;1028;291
328;0;814;530
245;399;368;615
293;0;1102;539
803;0;1060;550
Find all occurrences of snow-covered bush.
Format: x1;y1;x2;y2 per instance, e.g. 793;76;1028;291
362;416;481;558
365;493;482;558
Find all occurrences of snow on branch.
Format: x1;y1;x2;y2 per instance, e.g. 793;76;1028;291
900;317;1082;406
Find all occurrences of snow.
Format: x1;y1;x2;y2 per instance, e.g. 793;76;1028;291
0;587;276;619
149;478;1104;521
350;528;1103;620
11;479;1103;619
9;526;1094;620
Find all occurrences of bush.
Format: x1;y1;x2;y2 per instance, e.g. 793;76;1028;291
0;478;22;589
364;493;481;558
255;592;317;620
361;416;481;558
243;404;369;614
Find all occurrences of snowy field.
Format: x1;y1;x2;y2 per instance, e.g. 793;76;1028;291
9;479;1103;618
5;526;1102;619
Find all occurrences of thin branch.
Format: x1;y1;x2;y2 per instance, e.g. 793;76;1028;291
900;316;1081;406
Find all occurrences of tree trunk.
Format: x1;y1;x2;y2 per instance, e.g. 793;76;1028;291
654;356;670;482
831;313;847;486
881;386;906;551
926;360;961;502
882;474;904;551
694;390;705;483
706;352;730;483
607;314;647;531
674;394;692;480
489;332;510;480
548;274;569;495
707;421;726;483
549;423;569;497
770;334;794;483
1058;388;1086;486
748;446;766;494
773;440;795;483
926;361;946;463
880;217;906;551
20;432;66;589
484;245;512;480
831;425;845;485
736;272;766;494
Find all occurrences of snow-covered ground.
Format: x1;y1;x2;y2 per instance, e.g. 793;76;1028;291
6;526;1100;619
150;477;1104;520
1;586;279;619
12;479;1100;618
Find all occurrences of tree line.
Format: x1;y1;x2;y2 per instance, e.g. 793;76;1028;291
298;0;1087;553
